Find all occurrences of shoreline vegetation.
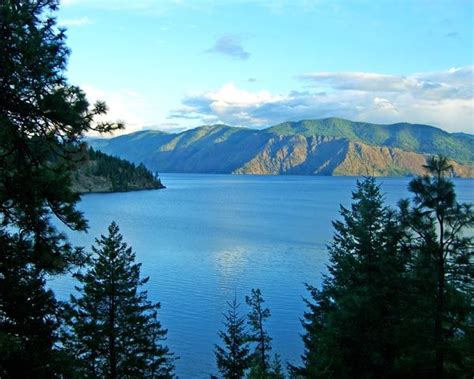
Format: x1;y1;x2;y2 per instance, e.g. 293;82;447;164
71;147;165;194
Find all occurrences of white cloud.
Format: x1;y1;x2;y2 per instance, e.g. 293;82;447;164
300;71;419;93
58;17;92;27
81;85;160;136
172;83;288;126
373;97;398;113
207;83;284;108
300;66;473;100
170;66;474;132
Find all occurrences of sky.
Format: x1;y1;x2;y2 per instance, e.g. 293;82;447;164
57;0;474;135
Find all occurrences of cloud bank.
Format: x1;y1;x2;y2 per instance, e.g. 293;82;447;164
170;66;474;132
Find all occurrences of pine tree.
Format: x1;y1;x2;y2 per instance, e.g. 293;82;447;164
0;1;120;376
246;288;273;378
297;177;408;378
64;222;174;378
400;156;474;377
268;354;285;379
0;232;71;378
215;297;252;379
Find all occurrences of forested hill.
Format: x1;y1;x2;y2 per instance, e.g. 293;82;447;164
89;118;474;177
71;147;165;193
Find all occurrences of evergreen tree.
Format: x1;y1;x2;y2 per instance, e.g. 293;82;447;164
215;297;252;379
268;354;285;379
64;222;174;378
0;1;120;376
399;156;473;378
245;289;273;378
0;232;71;378
85;147;163;192
297;177;408;378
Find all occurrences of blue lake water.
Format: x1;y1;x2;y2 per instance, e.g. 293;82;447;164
50;174;474;378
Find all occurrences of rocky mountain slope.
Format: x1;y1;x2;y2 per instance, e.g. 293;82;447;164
88;118;474;177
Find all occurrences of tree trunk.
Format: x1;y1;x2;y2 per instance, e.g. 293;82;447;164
109;278;117;379
258;307;266;373
434;218;445;379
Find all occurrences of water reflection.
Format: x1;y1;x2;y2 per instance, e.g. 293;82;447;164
213;247;250;298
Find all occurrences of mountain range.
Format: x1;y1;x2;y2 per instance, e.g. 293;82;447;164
88;118;474;177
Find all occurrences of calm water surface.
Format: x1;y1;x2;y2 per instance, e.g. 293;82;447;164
50;174;474;378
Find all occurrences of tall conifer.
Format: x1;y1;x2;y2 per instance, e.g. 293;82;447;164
64;222;174;378
215;297;252;379
297;177;407;378
0;1;120;376
246;289;273;378
400;156;473;377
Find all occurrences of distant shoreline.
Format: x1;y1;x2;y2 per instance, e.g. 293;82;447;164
78;185;166;196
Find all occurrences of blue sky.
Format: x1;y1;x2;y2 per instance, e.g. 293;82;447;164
57;0;474;134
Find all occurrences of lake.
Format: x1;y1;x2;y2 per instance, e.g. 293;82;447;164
50;174;474;378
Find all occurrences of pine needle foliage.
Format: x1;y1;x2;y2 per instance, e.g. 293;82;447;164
64;222;175;378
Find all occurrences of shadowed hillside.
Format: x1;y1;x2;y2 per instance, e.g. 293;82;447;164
72;148;165;193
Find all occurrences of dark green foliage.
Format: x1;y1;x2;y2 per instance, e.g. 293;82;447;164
399;155;474;378
215;298;252;379
298;161;473;378
0;2;163;377
268;354;285;379
249;353;286;379
0;1;120;377
297;177;408;378
64;222;174;378
84;147;164;192
0;232;68;378
215;291;286;379
245;289;274;378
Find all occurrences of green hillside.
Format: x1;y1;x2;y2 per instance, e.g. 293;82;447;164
89;118;474;177
71;147;165;193
267;118;473;164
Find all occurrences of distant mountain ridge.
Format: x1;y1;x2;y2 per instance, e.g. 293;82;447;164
88;118;474;177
